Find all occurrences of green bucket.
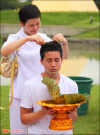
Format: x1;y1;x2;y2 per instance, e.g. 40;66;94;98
68;76;93;116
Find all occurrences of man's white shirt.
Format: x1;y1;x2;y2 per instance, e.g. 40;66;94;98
20;73;78;134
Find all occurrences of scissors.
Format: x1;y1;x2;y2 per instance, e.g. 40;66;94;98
41;41;47;44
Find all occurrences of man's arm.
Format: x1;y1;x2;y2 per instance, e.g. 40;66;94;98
67;106;78;123
1;35;44;56
20;81;56;125
52;33;69;59
20;106;56;125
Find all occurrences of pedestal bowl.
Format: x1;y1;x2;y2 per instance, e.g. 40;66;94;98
36;99;86;130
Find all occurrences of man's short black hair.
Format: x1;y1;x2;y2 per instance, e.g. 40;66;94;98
40;41;63;60
18;4;41;25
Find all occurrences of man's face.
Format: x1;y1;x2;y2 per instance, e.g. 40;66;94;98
20;17;41;35
41;51;63;77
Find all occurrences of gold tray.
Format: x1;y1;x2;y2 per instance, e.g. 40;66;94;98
36;99;86;130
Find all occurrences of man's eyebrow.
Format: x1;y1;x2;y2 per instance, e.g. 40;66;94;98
29;21;40;26
55;58;60;59
46;58;60;60
36;21;40;24
46;58;51;59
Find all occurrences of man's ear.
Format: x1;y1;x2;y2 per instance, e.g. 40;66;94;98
19;21;24;27
61;58;63;62
40;59;43;65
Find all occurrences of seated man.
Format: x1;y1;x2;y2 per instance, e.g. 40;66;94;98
20;41;78;134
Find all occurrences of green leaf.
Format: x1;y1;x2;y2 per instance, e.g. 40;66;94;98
42;76;60;100
42;77;91;105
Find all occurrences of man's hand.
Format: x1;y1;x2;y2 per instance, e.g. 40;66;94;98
52;33;68;46
67;106;79;115
67;106;78;123
29;35;44;45
42;106;56;117
20;106;56;125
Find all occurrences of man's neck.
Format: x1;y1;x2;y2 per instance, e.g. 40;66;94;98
41;72;60;84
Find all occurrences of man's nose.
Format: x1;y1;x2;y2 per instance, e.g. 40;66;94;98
32;25;37;30
51;61;56;66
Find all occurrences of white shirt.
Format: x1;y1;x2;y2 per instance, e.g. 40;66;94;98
2;28;51;99
20;74;78;134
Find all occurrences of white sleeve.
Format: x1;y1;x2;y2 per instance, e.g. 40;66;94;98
45;36;52;42
3;34;18;47
62;75;79;94
20;81;33;109
2;34;19;58
74;83;79;94
40;33;52;42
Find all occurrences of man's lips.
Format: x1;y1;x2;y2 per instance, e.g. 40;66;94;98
31;30;37;33
51;69;56;71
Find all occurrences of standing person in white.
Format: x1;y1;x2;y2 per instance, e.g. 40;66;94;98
1;4;69;134
20;41;78;134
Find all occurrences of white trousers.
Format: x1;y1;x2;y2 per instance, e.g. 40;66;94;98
9;97;26;134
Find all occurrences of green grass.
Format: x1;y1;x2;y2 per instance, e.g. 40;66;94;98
1;10;99;39
0;85;99;134
70;18;99;28
71;27;99;38
1;10;19;24
73;85;99;134
1;10;99;25
0;86;10;135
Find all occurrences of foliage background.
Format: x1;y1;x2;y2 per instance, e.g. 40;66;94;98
0;0;32;10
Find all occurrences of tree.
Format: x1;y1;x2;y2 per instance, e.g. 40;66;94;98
93;0;100;10
0;0;32;10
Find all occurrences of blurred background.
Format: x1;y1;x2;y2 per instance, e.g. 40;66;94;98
0;1;99;134
1;0;99;85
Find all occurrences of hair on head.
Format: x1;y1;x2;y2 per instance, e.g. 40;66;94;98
18;4;41;24
40;41;63;60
